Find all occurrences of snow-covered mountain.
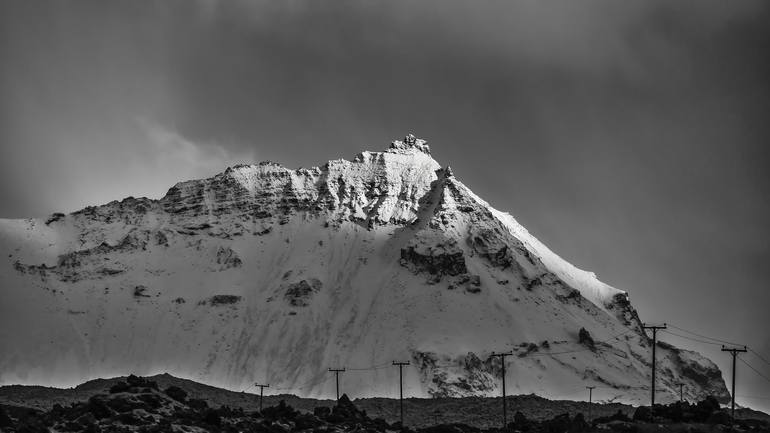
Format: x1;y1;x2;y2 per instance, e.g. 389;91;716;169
0;135;728;405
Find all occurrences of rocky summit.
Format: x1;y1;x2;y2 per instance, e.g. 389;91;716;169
0;135;728;405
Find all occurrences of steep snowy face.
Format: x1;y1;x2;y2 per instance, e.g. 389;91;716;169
0;135;728;405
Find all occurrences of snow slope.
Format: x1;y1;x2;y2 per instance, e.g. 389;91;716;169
0;135;728;405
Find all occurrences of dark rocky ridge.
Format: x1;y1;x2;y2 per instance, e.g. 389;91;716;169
1;375;767;433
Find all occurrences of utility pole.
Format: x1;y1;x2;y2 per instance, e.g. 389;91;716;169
393;361;410;428
328;368;346;401
255;383;269;412
678;383;684;403
586;386;596;422
721;345;748;421
642;323;667;418
432;409;441;426
490;351;514;429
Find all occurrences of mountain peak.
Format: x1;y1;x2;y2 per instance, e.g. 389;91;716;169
0;134;728;405
388;133;431;155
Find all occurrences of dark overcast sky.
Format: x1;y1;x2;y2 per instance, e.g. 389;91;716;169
1;0;769;411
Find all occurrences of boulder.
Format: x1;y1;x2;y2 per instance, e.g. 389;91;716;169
707;410;732;426
329;394;367;423
541;413;571;433
85;396;115;419
578;327;595;351
632;406;652;422
0;405;13;428
163;385;188;403
313;406;331;419
187;398;209;411
261;400;298;421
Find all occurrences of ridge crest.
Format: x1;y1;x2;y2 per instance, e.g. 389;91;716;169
388;133;431;155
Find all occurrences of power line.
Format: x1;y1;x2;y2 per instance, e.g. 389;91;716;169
245;327;769;410
749;349;770;368
347;362;392;371
667;328;720;344
667;324;744;346
661;325;770;380
737;395;770;401
738;356;770;384
272;373;334;391
667;324;770;371
527;328;636;357
661;330;723;346
528;348;593;356
416;328;636;366
270;360;394;392
601;327;637;342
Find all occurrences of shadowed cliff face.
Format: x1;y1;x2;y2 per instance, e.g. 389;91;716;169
0;136;728;404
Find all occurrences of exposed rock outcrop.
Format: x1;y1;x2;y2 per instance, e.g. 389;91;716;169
215;246;242;270
284;279;322;307
400;234;467;283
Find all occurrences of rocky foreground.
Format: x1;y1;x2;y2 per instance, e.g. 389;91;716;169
1;375;768;433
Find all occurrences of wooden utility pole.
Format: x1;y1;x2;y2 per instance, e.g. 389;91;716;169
721;345;748;421
255;383;269;412
642;323;667;417
490;351;514;428
586;386;596;422
678;383;684;403
328;368;346;401
432;409;441;426
393;361;410;428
